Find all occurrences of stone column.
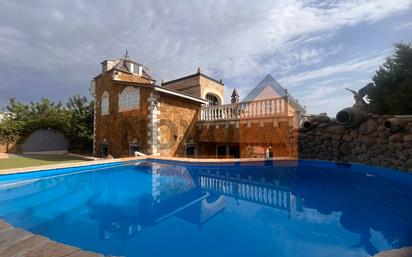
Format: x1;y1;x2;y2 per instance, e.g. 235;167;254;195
148;92;160;156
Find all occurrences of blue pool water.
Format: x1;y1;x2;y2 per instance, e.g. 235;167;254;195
0;160;411;257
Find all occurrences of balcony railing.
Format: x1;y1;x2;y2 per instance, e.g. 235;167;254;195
199;97;288;121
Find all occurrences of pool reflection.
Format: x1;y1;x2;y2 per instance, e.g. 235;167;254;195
85;162;412;256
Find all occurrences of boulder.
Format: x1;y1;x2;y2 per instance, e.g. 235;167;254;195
342;135;352;142
350;130;358;138
396;150;407;161
326;125;347;134
407;159;412;168
370;145;385;155
352;146;362;155
314;115;331;122
339;143;352;155
389;134;403;143
358;119;378;135
396;143;404;150
321;133;331;140
378;131;388;139
332;135;342;140
318;122;329;128
377;138;388;144
403;134;412;142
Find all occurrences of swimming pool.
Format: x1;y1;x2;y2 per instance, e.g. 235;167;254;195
0;159;411;257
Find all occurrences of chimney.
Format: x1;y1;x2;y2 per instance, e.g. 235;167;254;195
101;60;117;73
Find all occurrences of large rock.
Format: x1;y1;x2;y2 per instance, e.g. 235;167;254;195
350;130;358;138
318;122;329;128
321;133;331;140
352;146;362;155
326;125;347;134
339;143;351;155
313;115;331;122
403;134;412;142
396;150;407;161
377;138;388;144
378;131;388;139
407;159;412;168
370;145;385;155
358;119;378;135
389;134;403;143
342;135;352;142
332;134;342;140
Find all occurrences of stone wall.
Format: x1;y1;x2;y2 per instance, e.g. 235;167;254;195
93;70;204;158
162;75;200;97
162;72;225;105
94;71;152;157
157;92;201;157
298;114;412;172
199;75;224;104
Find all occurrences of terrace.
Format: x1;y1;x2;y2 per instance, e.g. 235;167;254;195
198;95;303;130
199;97;287;121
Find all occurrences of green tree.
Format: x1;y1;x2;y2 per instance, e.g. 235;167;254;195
66;95;94;152
368;42;412;114
0;96;94;154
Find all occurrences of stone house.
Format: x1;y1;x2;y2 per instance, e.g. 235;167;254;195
91;54;305;158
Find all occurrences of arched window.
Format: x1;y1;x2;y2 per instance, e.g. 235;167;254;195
101;91;109;115
206;93;219;106
119;86;140;112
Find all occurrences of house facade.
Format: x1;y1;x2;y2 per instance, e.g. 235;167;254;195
91;54;305;158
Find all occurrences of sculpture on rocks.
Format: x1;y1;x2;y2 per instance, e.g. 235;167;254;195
345;82;374;111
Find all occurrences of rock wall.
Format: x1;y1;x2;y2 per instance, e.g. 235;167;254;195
298;114;412;172
157;92;200;157
94;72;152;157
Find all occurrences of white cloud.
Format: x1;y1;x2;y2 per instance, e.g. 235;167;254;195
0;0;411;108
393;20;412;31
279;50;390;87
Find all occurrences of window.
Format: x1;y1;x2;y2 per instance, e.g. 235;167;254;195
100;143;109;158
216;145;227;158
119;86;140;112
206;94;219;106
185;144;198;158
229;145;240;158
129;143;141;157
101;91;109;115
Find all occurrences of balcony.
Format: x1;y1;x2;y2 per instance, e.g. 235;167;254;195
199;97;289;121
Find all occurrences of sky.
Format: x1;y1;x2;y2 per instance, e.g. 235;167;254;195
0;0;411;116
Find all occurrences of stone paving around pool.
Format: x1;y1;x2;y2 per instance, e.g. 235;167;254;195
0;219;118;257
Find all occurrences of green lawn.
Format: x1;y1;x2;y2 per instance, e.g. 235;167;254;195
0;155;88;170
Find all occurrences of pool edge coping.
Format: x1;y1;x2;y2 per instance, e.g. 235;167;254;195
0;156;297;175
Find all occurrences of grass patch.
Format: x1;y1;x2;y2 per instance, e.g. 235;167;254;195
0;154;88;170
